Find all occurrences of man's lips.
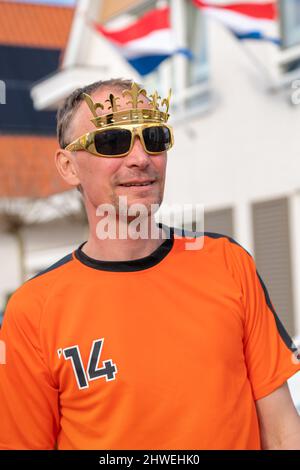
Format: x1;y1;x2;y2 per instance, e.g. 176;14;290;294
118;179;156;187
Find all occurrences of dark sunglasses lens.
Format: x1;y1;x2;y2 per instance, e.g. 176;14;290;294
94;129;132;155
142;126;171;153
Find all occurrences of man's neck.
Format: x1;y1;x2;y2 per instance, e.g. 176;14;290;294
81;217;167;262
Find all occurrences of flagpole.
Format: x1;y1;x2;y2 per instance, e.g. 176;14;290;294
233;36;277;90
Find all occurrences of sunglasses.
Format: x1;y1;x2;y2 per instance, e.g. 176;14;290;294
65;123;174;158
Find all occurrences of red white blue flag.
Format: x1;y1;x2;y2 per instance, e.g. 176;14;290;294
193;1;279;44
94;6;192;76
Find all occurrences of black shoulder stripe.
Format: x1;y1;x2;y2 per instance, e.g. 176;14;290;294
170;225;204;238
30;253;73;280
256;271;299;355
203;232;298;355
170;226;233;240
204;231;251;252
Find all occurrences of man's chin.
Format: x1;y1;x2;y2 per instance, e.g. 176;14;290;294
119;199;161;214
115;193;161;216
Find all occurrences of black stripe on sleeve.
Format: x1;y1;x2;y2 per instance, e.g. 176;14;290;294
256;270;299;356
203;232;299;357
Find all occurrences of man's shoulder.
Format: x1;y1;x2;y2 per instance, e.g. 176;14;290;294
10;250;76;308
171;226;250;257
30;251;74;282
203;230;251;259
2;250;76;329
170;226;254;285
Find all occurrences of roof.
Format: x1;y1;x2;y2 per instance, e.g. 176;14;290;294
0;135;70;198
0;1;74;49
0;1;75;199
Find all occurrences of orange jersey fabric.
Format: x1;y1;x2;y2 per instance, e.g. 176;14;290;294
0;226;299;450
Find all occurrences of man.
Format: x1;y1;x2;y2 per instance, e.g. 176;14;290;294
0;78;300;450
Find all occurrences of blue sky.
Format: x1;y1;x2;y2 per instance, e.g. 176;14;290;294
9;0;76;6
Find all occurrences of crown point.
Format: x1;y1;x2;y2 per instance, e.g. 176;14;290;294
84;84;172;128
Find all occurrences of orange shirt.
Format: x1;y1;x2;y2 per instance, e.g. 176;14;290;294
0;226;299;450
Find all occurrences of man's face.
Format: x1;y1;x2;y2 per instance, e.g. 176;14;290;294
66;87;168;216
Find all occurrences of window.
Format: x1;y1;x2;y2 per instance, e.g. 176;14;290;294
145;0;210;117
278;0;300;75
204;207;234;239
252;197;295;336
184;0;210;107
280;0;300;49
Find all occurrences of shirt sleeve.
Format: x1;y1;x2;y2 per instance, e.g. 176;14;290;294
0;292;59;449
227;239;300;401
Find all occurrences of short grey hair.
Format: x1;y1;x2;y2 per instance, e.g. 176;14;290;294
56;78;135;149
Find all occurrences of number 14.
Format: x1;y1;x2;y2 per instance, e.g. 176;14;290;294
59;338;118;390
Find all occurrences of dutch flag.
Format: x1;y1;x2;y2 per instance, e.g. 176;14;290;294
94;6;192;76
193;0;279;44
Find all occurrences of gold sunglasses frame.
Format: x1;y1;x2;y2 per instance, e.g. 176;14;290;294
65;123;174;158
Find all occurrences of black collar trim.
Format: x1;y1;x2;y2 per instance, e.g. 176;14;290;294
74;225;174;272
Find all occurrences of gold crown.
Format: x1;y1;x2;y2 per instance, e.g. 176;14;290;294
82;82;171;129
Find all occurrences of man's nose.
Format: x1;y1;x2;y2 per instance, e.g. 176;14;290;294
125;135;150;168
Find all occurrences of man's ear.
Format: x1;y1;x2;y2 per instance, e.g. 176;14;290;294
55;149;81;187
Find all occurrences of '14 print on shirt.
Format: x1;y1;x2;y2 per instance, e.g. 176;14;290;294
57;338;118;390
